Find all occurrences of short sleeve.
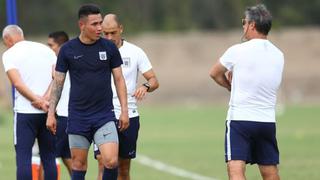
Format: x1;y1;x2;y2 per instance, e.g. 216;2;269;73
55;45;69;73
48;49;57;66
109;43;123;69
2;51;17;72
137;48;152;74
219;44;239;71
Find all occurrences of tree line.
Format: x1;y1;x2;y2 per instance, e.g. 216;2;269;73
0;0;319;35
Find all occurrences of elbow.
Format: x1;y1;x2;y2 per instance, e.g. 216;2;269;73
154;81;160;90
209;70;218;80
12;81;23;89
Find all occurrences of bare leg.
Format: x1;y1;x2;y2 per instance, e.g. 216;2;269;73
70;148;88;171
118;158;131;180
227;160;246;180
99;142;118;169
62;158;73;176
39;163;44;180
258;165;280;180
96;154;104;180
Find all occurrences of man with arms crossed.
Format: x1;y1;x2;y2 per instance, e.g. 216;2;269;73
209;4;284;180
2;25;57;180
46;4;129;180
94;14;159;180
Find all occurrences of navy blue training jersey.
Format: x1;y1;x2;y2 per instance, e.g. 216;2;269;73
56;37;122;133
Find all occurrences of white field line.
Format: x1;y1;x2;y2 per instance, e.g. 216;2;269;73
135;154;219;180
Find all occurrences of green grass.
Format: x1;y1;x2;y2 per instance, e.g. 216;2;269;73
1;105;320;179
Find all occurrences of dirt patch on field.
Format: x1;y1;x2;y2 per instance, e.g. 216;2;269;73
1;27;319;108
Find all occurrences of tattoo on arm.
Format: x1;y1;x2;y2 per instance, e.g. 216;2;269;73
49;72;66;113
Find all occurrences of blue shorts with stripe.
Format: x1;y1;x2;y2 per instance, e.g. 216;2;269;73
94;116;140;159
56;116;71;159
225;120;279;165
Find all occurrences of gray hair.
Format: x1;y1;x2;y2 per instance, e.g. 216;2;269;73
2;25;24;39
245;4;272;35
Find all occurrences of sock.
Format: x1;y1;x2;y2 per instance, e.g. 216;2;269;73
71;170;86;180
102;167;118;180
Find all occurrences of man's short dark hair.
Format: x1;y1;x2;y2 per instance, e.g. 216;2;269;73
245;4;272;35
78;4;101;20
48;31;69;46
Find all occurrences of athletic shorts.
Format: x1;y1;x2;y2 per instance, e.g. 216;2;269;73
94;116;140;159
69;121;118;149
225;120;279;165
55;116;71;158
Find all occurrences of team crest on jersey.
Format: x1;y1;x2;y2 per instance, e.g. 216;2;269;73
99;51;107;60
122;57;131;68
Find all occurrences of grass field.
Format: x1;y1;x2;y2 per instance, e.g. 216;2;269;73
0;105;319;180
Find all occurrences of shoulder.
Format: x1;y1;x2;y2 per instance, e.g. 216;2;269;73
123;41;144;52
59;38;79;56
121;40;147;57
224;43;242;54
61;38;78;49
267;41;284;56
99;38;116;48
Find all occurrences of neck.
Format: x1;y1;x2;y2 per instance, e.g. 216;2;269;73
245;32;267;41
117;39;124;48
79;33;97;44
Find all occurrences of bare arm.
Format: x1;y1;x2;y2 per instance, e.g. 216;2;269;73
209;61;231;91
6;69;48;111
112;66;129;131
133;69;159;101
46;71;66;134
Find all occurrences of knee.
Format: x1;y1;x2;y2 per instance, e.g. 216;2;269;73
227;160;246;180
72;157;87;170
103;156;118;169
260;166;280;180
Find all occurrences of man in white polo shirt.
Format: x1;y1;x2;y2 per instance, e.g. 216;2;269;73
94;14;160;180
2;25;57;180
209;4;284;180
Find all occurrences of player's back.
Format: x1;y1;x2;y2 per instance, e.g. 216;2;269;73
226;39;284;122
2;40;56;113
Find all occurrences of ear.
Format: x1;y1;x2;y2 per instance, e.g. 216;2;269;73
78;20;85;31
119;25;124;34
249;22;256;30
3;36;13;48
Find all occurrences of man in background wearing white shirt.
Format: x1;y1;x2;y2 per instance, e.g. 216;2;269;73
2;25;57;180
94;14;159;180
209;4;284;180
48;30;72;176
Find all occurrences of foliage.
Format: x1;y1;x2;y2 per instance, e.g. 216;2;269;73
0;0;320;35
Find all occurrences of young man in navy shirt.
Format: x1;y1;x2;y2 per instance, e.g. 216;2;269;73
46;4;129;180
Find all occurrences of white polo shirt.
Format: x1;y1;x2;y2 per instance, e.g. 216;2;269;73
220;39;284;122
2;41;56;113
112;40;152;118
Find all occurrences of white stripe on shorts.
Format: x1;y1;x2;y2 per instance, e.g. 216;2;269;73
14;112;17;145
226;120;231;161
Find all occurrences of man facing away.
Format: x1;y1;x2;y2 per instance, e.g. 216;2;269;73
94;14;159;180
46;4;129;180
2;25;57;180
209;4;284;180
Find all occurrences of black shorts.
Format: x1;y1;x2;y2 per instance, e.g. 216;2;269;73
225;120;279;165
55;116;71;158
